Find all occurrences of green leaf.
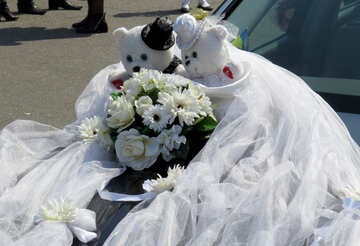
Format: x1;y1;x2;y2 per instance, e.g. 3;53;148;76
140;126;153;136
193;115;218;132
109;128;118;142
182;125;193;134
193;117;205;125
146;88;160;103
172;142;190;161
110;92;122;100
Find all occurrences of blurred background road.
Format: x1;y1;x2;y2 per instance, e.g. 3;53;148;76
0;0;221;129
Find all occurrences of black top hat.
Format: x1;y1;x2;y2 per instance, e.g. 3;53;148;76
141;17;175;50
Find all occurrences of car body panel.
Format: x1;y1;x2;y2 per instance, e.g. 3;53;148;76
215;0;360;144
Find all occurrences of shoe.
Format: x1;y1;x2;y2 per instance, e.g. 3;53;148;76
180;4;190;13
75;13;108;34
197;0;213;11
197;4;213;11
0;1;18;21
49;0;82;10
18;0;46;15
72;15;88;28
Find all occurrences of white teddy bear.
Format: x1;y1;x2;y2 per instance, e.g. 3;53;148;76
174;14;245;87
109;17;185;89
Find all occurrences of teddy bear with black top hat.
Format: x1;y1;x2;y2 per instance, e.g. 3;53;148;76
109;17;185;90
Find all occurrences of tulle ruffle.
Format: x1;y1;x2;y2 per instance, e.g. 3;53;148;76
103;47;360;246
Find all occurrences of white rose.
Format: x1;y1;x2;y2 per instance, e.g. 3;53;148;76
106;96;135;131
115;129;160;170
135;96;153;116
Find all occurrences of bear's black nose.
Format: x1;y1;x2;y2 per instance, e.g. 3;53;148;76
185;61;190;66
133;66;141;72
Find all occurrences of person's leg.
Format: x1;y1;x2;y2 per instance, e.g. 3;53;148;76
181;0;191;13
197;0;213;11
17;0;46;15
0;0;18;21
72;0;90;28
75;0;107;34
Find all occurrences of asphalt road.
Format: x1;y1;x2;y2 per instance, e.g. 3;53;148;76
0;0;222;129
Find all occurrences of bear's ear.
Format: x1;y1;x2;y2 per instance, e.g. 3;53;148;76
208;26;228;41
113;27;128;40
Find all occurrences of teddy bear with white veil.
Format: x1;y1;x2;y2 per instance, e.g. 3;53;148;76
102;14;360;246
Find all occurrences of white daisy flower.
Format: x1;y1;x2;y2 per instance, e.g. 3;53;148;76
142;105;171;132
135;96;153;116
105;96;135;131
158;88;201;126
138;69;163;91
189;84;213;116
78;116;104;142
142;165;186;193
37;198;76;222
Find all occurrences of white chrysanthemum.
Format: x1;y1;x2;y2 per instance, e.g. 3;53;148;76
105;96;135;131
78;116;113;150
157;125;186;161
97;127;114;151
142;165;186;193
37;198;77;222
162;73;191;89
78;116;104;142
158;88;201;126
137;69;163;91
189;84;213;116
135;96;153;116
142;105;171;132
115;129;160;170
122;77;142;103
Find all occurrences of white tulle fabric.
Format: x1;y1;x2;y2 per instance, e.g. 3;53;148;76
1;45;360;246
0;64;126;245
102;47;360;246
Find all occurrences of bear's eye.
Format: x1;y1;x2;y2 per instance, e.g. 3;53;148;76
126;55;133;63
140;54;148;61
192;52;198;58
185;55;189;60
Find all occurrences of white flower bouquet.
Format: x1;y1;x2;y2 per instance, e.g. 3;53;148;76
106;69;217;172
78;69;217;193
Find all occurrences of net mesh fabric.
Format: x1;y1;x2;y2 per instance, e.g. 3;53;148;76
103;47;360;246
0;64;122;245
0;46;359;245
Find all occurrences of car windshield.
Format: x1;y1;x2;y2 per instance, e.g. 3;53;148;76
216;0;360;114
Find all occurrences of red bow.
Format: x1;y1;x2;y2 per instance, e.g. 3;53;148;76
111;79;124;90
223;66;234;80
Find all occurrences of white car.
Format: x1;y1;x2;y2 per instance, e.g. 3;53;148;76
214;0;360;144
